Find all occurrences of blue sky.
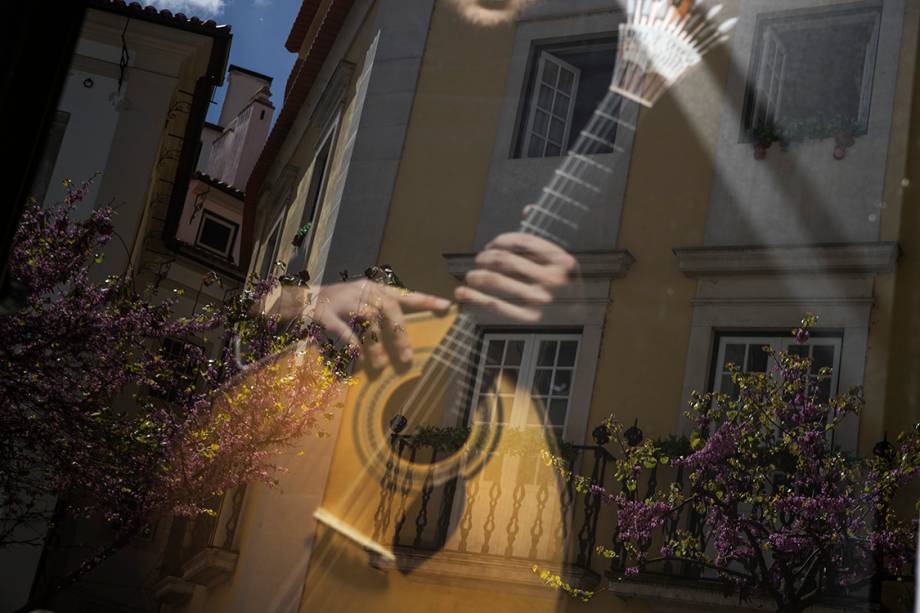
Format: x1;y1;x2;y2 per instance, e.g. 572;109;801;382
148;0;301;125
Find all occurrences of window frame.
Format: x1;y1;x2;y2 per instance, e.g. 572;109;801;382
513;34;619;159
710;331;844;401
258;214;285;279
521;51;581;159
289;113;341;272
468;331;581;436
194;209;239;260
740;2;882;140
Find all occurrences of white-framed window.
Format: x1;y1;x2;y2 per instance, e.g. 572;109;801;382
517;37;617;159
258;215;284;279
743;4;881;139
523;52;580;159
712;334;842;402
751;28;787;129
195;210;239;260
289;115;340;273
469;332;580;436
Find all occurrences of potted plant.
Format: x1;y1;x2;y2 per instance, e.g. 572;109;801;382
291;223;312;247
751;121;784;160
830;116;857;160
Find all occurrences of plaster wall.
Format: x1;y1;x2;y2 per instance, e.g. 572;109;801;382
207;99;274;190
704;0;906;247
218;68;272;129
175;181;244;264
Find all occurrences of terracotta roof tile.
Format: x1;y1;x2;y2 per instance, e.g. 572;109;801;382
284;0;323;53
88;0;232;37
195;171;245;200
242;0;354;270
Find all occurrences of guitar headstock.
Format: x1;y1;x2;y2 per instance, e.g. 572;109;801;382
612;0;738;106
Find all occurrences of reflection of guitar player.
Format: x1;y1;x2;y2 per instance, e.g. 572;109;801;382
307;230;578;369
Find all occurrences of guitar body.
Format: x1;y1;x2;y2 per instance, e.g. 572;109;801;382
289;307;574;612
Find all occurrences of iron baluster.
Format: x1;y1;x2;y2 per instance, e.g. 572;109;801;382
414;449;438;548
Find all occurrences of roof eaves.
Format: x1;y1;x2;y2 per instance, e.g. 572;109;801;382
87;0;232;38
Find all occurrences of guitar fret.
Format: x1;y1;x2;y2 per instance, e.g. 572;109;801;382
569;153;613;175
594;107;635;132
554;169;601;193
430;340;478;375
520;221;568;247
541;187;590;212
579;130;624;153
527;205;579;230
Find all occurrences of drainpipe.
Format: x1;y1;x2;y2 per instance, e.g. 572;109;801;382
161;28;232;251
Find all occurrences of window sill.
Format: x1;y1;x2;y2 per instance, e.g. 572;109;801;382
369;547;599;598
152;575;195;604
444;250;635;281
181;545;239;588
607;574;881;613
672;242;899;278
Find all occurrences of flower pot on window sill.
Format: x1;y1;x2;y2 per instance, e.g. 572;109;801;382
833;132;855;160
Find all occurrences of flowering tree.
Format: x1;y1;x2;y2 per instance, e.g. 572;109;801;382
2;179;351;606
543;316;919;612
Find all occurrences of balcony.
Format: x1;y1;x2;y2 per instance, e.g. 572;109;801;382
154;487;246;602
368;431;896;610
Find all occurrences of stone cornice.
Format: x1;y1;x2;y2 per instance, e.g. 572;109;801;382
443;250;635;281
673;242;899;278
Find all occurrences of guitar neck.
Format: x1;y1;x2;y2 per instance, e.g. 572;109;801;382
519;88;638;249
432;90;639;380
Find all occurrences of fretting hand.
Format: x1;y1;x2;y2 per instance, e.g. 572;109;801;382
454;231;579;323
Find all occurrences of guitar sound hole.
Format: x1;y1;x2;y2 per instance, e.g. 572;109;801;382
380;374;454;466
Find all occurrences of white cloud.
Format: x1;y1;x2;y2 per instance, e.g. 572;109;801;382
145;0;226;17
252;0;272;7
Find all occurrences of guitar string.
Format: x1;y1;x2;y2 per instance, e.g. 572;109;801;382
299;88;638;598
380;91;634;452
296;5;740;598
350;90;633;475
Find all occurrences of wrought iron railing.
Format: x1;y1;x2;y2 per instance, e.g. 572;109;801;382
158;486;246;580
370;434;622;572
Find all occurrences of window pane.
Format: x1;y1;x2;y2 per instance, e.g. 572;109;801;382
548;399;568;427
532;369;552;396
817;378;832;402
553;93;570;118
199;217;233;253
528;402;546;425
557;341;577;367
537;341;557;366
557;67;575;93
549;117;565;143
538;85;553;110
747;344;770;372
542;59;559;85
545;142;561;156
486;341;505;365
812;345;835;372
505;341;524;366
551;369;571;396
720;374;736;396
533;109;549;137
788;345;809;358
503;368;519;387
723;343;745;370
528;136;545;158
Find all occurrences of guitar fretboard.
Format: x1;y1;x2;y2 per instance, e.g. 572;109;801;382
520;89;637;248
429;88;639;397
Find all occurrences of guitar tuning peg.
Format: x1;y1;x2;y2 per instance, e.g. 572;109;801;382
389;414;408;434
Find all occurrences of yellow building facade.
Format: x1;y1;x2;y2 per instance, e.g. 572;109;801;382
161;1;920;611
